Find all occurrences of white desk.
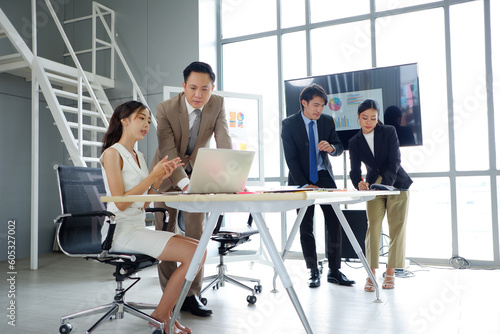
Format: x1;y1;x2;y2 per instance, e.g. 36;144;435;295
102;190;398;334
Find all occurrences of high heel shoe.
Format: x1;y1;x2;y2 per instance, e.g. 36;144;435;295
364;278;375;292
149;322;164;334
149;320;192;334
382;274;395;289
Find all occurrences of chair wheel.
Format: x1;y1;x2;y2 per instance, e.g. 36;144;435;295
151;329;162;334
200;297;208;306
59;323;73;333
254;285;263;293
247;295;257;304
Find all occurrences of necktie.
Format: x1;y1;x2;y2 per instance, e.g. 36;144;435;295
308;121;318;184
187;109;201;155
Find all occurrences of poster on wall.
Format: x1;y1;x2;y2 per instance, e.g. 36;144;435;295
223;96;261;181
228;110;248;150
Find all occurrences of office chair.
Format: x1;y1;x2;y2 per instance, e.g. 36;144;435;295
201;214;262;304
54;165;166;334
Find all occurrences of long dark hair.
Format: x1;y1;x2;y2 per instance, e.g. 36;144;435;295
357;99;383;125
101;101;149;154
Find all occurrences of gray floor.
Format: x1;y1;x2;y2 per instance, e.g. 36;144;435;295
2;252;500;334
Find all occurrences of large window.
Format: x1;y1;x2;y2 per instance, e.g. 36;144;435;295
310;20;372;75
494;0;500;169
310;0;369;23
222;37;280;177
217;0;500;266
221;0;276;38
450;1;489;171
376;8;449;174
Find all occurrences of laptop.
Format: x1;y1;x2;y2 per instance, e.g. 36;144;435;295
186;148;255;194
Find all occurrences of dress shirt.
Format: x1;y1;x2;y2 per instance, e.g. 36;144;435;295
177;98;206;191
301;112;326;172
185;97;205;129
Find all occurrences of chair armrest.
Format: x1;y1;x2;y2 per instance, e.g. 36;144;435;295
145;207;168;231
54;210;115;224
54;211;116;251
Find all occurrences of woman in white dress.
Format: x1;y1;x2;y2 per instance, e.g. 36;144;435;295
100;100;204;334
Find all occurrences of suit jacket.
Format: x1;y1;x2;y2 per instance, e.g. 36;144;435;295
348;124;412;190
151;92;232;191
281;111;343;186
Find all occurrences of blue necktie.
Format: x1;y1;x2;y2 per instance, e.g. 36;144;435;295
308;121;318;184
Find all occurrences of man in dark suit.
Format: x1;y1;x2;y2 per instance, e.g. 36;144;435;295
281;83;355;288
150;61;232;316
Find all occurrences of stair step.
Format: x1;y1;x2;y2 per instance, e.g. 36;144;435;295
52;88;109;105
46;72;101;90
60;105;111;118
67;122;108;133
83;157;101;164
0;53;23;65
78;140;105;147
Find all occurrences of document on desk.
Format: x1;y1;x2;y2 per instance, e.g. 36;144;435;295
245;186;347;194
369;184;396;191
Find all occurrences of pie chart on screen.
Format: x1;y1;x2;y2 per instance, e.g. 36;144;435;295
329;97;342;112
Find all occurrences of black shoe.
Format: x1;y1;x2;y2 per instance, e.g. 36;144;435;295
180;295;212;317
308;269;321;288
327;269;355;286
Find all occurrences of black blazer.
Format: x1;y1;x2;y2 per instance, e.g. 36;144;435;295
282;111;343;186
349;124;412;190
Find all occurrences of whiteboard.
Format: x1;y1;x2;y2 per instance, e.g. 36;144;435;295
163;86;264;185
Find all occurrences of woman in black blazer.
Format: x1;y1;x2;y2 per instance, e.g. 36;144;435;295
349;99;412;292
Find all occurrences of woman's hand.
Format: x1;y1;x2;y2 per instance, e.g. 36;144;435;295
163;157;183;180
152;156;184;182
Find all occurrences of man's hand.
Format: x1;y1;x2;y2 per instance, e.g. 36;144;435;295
318;140;335;154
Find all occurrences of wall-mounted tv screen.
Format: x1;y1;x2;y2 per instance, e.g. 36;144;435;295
284;63;422;149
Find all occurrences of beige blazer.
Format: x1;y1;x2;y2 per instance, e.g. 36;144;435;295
150;92;232;190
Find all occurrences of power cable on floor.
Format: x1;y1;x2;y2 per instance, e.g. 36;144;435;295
449;256;470;269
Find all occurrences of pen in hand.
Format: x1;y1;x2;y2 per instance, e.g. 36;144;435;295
359;176;369;191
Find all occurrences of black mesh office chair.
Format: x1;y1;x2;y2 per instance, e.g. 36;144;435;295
54;165;166;334
201;214;262;304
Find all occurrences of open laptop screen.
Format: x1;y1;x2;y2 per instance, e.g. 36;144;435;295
187;148;255;194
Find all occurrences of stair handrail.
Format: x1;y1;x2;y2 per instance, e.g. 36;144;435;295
90;2;114;80
93;2;157;128
44;0;109;128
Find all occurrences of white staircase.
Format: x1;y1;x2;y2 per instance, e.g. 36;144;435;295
0;1;148;167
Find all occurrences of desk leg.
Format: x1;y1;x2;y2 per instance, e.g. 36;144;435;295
169;211;222;334
251;212;313;334
330;204;382;303
272;206;308;292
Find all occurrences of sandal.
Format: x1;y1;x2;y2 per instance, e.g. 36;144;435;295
382;274;395;289
364;278;375;292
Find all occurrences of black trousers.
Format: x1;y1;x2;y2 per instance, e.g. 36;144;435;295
299;170;342;271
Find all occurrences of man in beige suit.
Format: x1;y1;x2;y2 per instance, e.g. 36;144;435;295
150;61;232;317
